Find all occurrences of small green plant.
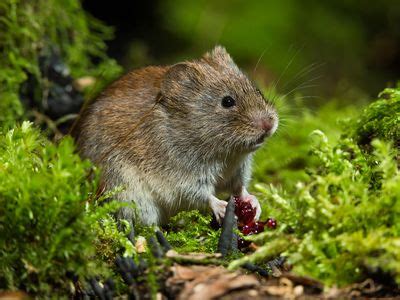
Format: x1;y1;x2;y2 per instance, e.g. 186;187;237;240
165;210;220;253
91;206;136;262
230;88;400;286
0;122;121;296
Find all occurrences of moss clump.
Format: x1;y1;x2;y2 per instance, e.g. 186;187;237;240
165;210;220;253
231;88;400;287
0;122;123;296
352;88;400;149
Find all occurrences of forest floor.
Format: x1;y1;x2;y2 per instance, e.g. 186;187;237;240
158;258;399;299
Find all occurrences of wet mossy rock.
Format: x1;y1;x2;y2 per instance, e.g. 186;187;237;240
352;88;400;149
0;0;122;129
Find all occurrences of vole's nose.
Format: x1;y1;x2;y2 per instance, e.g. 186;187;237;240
254;117;274;133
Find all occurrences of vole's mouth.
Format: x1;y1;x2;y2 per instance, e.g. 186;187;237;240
255;131;269;144
247;132;270;151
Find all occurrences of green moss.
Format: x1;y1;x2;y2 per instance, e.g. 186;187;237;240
165;210;220;253
0;122;116;295
92;207;136;263
231;88;400;287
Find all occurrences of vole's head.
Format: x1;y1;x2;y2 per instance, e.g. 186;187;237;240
160;46;278;154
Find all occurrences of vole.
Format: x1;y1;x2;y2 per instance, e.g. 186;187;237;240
74;46;278;225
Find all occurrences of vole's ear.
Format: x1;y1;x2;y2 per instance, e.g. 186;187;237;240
161;63;203;97
203;45;237;69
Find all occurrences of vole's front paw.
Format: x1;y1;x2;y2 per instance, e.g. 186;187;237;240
242;194;262;221
209;196;227;223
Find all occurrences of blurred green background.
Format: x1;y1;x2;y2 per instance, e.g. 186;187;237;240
84;0;400;101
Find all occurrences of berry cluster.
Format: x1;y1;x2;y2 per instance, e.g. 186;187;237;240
233;196;277;249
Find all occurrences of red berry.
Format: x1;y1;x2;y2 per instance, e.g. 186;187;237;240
234;196;256;225
237;237;251;249
241;223;253;235
266;218;277;229
241;221;265;236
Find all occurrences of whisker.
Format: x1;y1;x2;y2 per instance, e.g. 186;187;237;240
253;46;270;74
282;84;320;99
271;45;304;92
280;74;323;99
294;95;322;101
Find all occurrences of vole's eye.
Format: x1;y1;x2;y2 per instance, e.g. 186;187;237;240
221;96;236;108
